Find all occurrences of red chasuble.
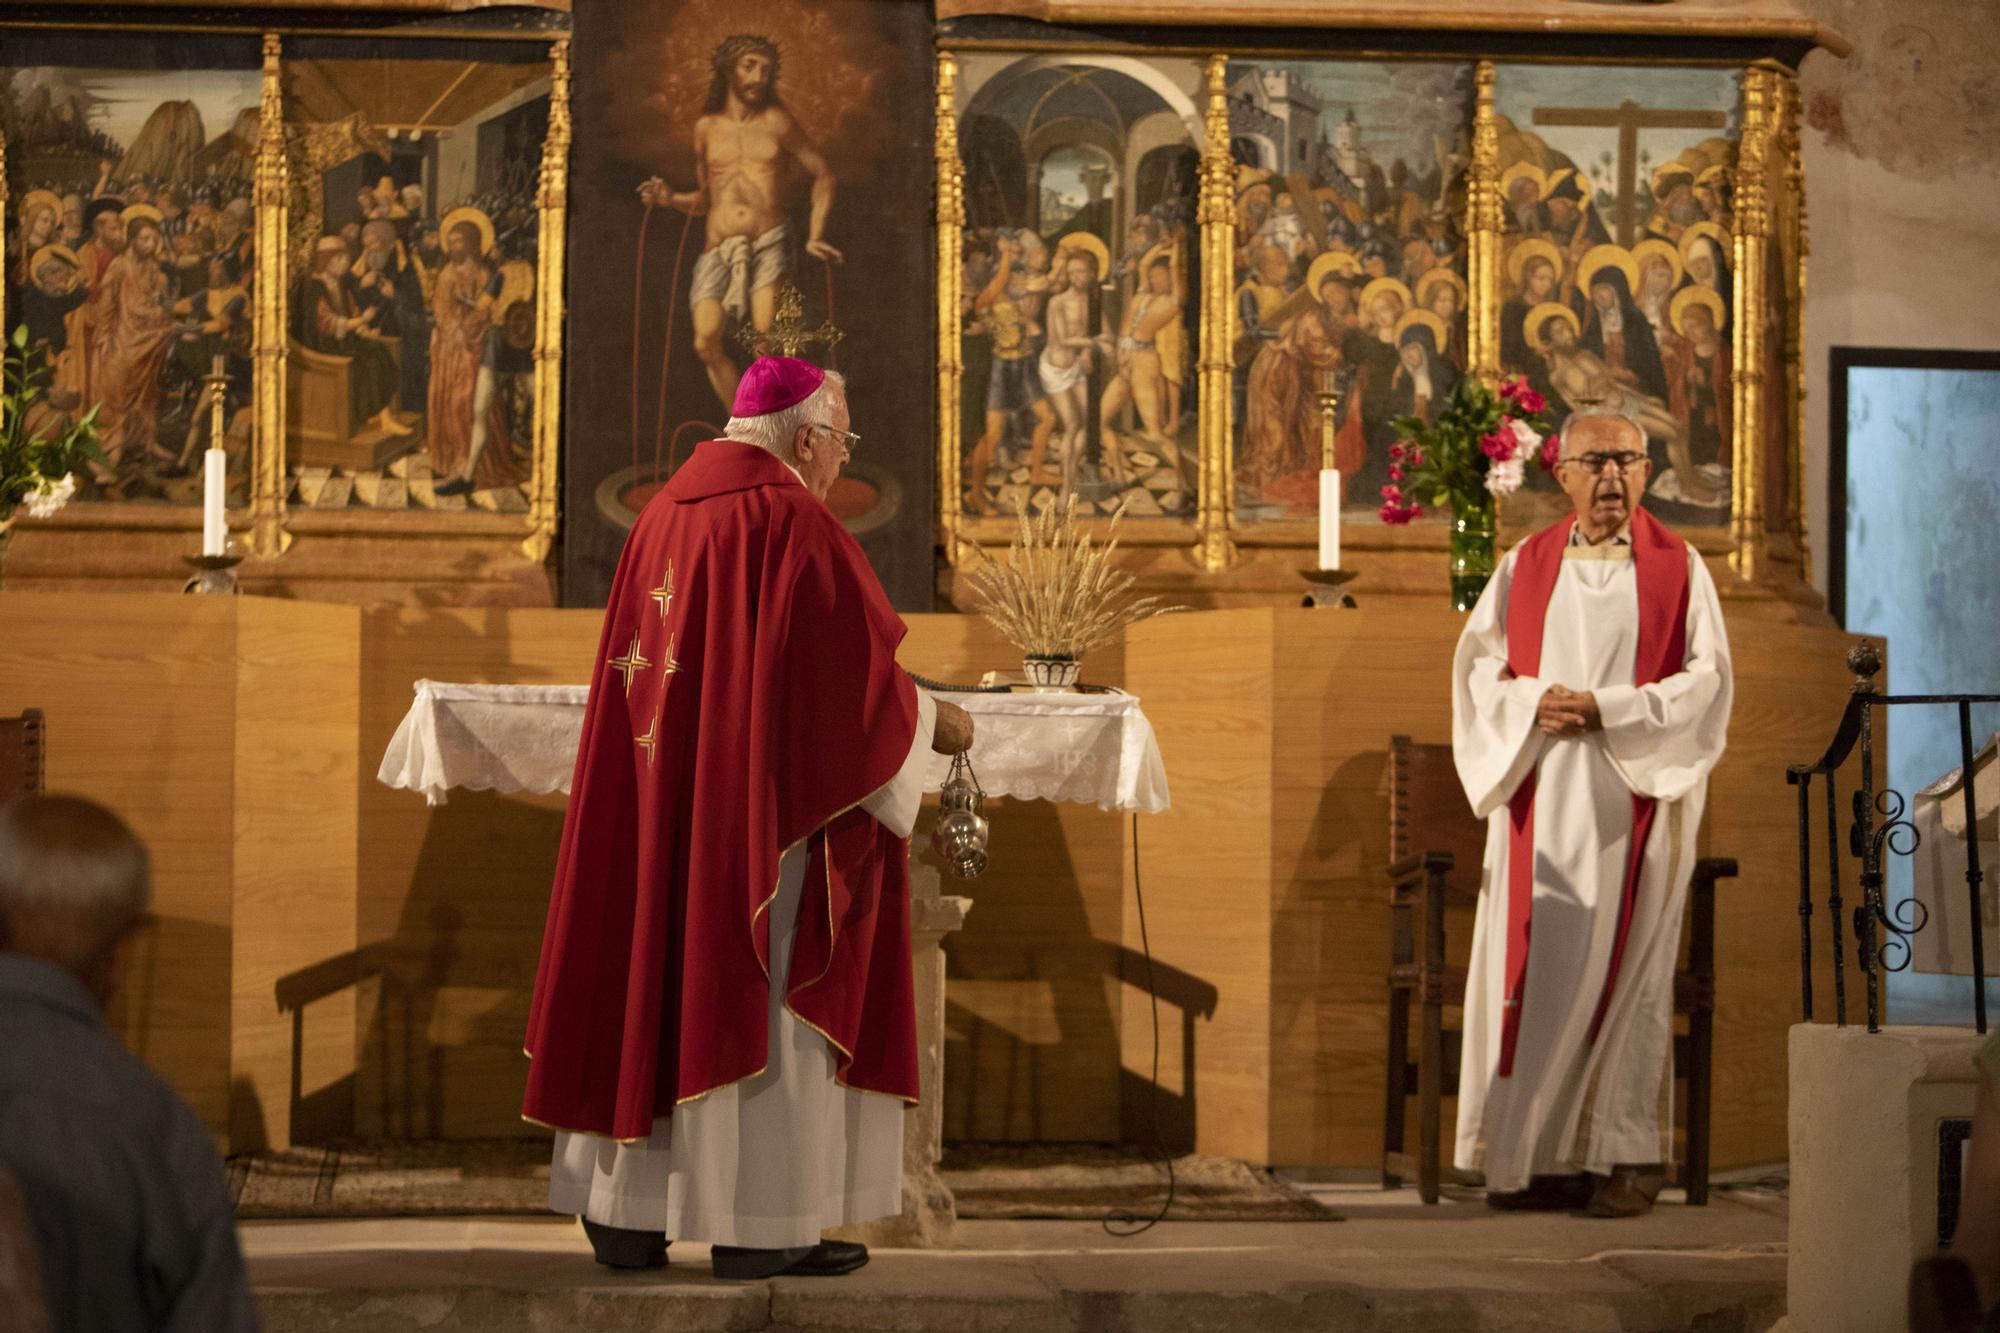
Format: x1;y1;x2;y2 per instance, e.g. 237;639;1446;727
523;440;921;1141
1494;507;1690;1078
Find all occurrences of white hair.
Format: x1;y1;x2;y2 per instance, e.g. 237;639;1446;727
724;370;847;463
1559;404;1647;456
0;795;150;923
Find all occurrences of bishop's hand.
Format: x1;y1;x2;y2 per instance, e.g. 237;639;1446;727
931;700;976;756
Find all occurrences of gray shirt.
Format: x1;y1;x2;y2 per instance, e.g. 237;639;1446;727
0;953;258;1332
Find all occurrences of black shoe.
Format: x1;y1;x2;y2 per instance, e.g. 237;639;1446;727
710;1244;814;1280
710;1240;869;1279
433;476;475;497
582;1218;669;1270
796;1240;868;1275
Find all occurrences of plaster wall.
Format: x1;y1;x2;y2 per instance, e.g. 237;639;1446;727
1798;0;2000;598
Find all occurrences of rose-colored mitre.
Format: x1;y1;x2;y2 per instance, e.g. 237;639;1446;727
731;356;826;417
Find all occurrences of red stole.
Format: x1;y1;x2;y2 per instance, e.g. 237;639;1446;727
1495;508;1690;1078
523;440;920;1140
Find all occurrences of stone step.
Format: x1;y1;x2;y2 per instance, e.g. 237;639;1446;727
247;1198;1788;1333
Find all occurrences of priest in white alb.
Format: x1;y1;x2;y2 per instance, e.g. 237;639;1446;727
1451;405;1732;1217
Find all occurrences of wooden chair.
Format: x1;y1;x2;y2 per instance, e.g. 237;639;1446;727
1380;733;1736;1205
0;709;45;806
287;338;407;474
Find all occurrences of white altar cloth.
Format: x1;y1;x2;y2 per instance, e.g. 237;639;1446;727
378;679;1170;813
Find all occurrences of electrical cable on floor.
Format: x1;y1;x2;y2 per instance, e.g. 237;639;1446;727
1104;811;1176;1236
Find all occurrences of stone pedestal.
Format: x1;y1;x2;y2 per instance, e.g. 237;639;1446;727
836;859;970;1249
1788;1023;1983;1333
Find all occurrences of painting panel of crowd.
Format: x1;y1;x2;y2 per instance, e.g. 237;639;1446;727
1493;63;1740;530
2;33;263;509
1226;59;1473;527
955;53;1204;527
280;37;551;519
561;0;937;610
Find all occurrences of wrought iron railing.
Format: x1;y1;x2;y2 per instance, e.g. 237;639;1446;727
1788;643;2000;1034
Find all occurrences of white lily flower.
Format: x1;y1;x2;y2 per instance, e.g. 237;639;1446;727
22;472;77;520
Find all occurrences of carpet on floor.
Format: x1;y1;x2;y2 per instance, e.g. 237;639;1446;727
228;1140;1337;1222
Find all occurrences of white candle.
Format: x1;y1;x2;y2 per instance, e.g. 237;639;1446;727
1318;468;1340;570
202;449;228;556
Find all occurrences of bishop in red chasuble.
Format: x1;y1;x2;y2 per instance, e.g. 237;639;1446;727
1451;407;1731;1218
524;357;973;1277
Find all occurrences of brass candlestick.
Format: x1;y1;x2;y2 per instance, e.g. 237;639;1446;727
1318;370;1339;472
1305;371;1357;606
183;355;241;594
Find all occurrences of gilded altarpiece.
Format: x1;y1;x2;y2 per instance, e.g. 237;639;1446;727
937;45;1809;583
0;10;569;584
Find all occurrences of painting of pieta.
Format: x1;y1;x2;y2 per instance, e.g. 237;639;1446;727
955;53;1205;523
1224;60;1474;524
1493;63;1740;528
2;55;260;509
280;45;552;515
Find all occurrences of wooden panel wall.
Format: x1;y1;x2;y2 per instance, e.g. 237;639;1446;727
231;600;360;1151
0;589;1866;1166
0;594;239;1134
901;618;1128;1144
351;607;597;1140
1121;611;1276;1163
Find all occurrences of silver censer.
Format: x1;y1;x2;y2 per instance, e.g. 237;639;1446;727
931;751;989;879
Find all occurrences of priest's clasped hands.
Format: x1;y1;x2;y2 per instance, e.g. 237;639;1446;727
1536;685;1603;738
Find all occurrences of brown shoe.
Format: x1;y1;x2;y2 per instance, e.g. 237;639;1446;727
1587;1166;1663;1218
1486;1173;1594;1211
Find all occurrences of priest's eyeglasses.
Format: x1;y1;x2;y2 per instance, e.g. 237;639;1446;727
810;424;861;454
1563;450;1646;475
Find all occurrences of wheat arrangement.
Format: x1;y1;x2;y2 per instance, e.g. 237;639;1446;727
967;495;1174;660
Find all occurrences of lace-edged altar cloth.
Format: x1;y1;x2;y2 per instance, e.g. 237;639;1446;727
378;680;1170;814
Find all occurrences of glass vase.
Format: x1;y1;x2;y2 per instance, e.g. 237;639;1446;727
1449;499;1497;612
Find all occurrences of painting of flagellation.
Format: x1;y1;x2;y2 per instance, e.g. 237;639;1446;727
955;53;1204;524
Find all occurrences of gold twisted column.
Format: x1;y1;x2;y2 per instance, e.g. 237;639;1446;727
935;52;968;567
1194;53;1236;573
0;124;9;336
1467;61;1503;387
250;33;292;558
523;38;571;564
1729;63;1777;583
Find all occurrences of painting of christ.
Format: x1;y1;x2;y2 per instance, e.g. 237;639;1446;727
562;0;936;609
2;54;259;508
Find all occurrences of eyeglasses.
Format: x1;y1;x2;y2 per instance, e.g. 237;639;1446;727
810;423;860;454
1561;450;1647;475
